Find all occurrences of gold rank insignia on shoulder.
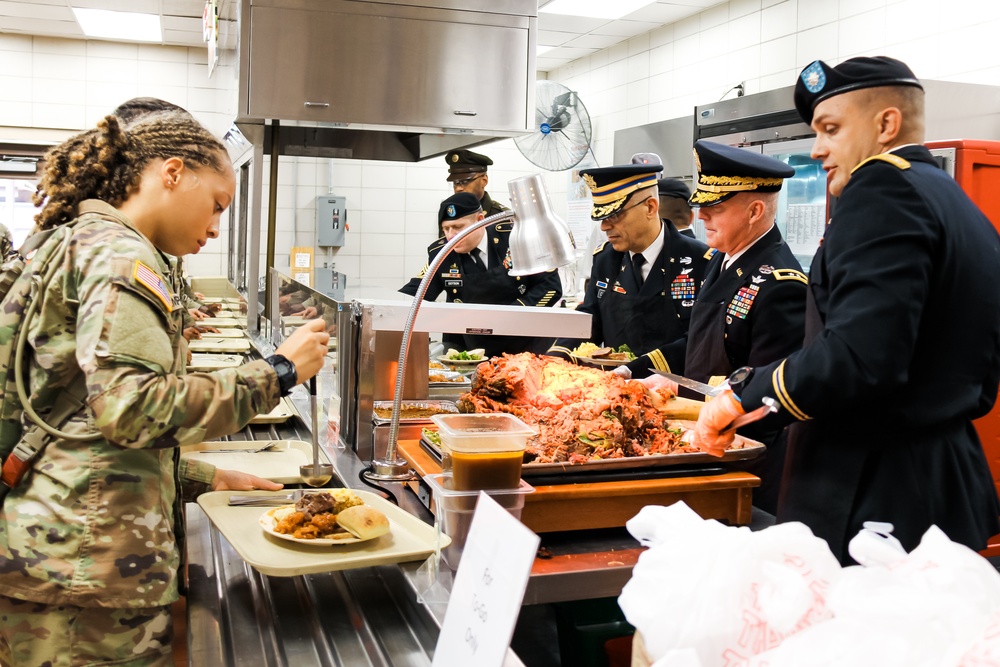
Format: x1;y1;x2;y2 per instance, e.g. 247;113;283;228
852;152;911;174
705;248;717;259
773;268;808;284
593;241;607;255
133;260;173;312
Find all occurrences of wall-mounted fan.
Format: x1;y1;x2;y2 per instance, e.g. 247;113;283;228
515;80;593;171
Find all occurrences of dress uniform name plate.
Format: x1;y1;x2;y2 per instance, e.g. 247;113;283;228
196;489;448;577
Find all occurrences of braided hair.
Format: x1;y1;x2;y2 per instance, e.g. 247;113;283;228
33;113;228;230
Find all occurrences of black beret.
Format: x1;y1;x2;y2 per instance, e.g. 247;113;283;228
690;140;795;207
657;178;691;201
445;149;493;181
438;192;483;224
794;56;923;125
580;164;663;221
630;152;662;166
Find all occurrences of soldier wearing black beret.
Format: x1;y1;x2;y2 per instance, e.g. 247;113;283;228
694;56;1000;562
657;178;695;238
400;192;562;358
444;149;509;233
642;140;807;514
548;163;710;379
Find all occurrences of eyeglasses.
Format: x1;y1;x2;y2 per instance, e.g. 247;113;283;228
603;196;654;224
453;174;484;187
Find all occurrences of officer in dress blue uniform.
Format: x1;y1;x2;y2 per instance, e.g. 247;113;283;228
548;163;710;378
400;192;562;358
658;178;697;239
444;149;508;234
643;141;808;514
693;56;1000;562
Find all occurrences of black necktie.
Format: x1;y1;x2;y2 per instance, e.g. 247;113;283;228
632;253;646;288
470;248;487;272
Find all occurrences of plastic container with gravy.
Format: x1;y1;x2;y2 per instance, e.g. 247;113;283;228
429;413;536;491
422;472;534;568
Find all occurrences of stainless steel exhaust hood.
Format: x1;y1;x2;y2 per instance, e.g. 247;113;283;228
233;0;538;161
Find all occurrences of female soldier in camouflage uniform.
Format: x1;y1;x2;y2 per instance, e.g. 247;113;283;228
0;113;329;666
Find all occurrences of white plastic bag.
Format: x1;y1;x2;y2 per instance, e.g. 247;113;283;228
619;502;842;667
749;525;1000;667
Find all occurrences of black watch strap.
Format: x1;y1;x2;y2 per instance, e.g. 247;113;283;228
727;366;755;397
266;354;298;396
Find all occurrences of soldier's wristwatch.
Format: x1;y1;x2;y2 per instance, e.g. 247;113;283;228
266;354;298;396
727;366;755;397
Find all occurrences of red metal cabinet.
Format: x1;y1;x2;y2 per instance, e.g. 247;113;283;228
926;140;1000;551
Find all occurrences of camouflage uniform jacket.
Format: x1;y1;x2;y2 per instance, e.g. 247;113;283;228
0;200;280;609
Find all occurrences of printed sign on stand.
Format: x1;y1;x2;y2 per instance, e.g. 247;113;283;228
432;492;540;667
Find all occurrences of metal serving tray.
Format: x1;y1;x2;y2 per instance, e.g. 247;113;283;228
419;420;765;476
371;400;458;425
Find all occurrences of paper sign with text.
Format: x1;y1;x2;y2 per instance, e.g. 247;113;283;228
432;492;540;667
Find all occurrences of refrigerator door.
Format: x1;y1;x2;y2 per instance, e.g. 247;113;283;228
761;138;828;271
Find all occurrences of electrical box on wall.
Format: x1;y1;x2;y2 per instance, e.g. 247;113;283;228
317;195;347;246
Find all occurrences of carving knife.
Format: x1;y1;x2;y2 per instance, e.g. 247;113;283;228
649;370;724;397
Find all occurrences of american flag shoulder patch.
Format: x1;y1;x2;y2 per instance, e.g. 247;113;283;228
133;260;174;312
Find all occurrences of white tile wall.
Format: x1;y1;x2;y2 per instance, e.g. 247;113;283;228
2;1;999;291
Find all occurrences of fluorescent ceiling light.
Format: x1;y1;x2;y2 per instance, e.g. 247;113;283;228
72;7;162;42
540;0;657;20
537;45;556;56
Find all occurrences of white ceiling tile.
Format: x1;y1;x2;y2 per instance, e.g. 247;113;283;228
71;0;160;12
0;1;74;20
537;29;578;46
591;19;661;37
625;3;695;23
661;0;726;7
563;33;624;50
0;16;82;36
537;13;607;34
164;0;208;14
547;46;599;60
161;15;201;31
161;29;203;46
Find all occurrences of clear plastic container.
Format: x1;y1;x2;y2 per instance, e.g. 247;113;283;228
429;413;536;490
422;472;534;569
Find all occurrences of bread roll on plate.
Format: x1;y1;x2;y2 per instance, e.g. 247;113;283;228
337;505;390;540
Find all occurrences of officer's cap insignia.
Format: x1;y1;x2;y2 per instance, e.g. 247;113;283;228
802;61;826;93
447;204;456;217
451;153;459;163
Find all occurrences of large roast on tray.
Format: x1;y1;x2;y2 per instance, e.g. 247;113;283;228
457;353;708;464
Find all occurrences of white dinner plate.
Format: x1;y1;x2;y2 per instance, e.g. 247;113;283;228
435;355;485;367
259;505;376;546
570;353;631;368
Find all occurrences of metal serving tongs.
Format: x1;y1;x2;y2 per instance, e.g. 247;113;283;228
228;490;310;507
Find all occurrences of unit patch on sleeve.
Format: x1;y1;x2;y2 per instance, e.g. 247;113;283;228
726;283;759;319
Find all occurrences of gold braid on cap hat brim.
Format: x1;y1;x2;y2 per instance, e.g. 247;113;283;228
696;175;785;192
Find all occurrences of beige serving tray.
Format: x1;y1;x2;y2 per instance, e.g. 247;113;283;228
187;354;244;371
200;317;243;328
199;329;246;339
249;398;296;424
196;489;448;577
188;338;252;353
180;439;329;484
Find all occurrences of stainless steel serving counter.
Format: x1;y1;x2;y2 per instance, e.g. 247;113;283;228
184;390;639;666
